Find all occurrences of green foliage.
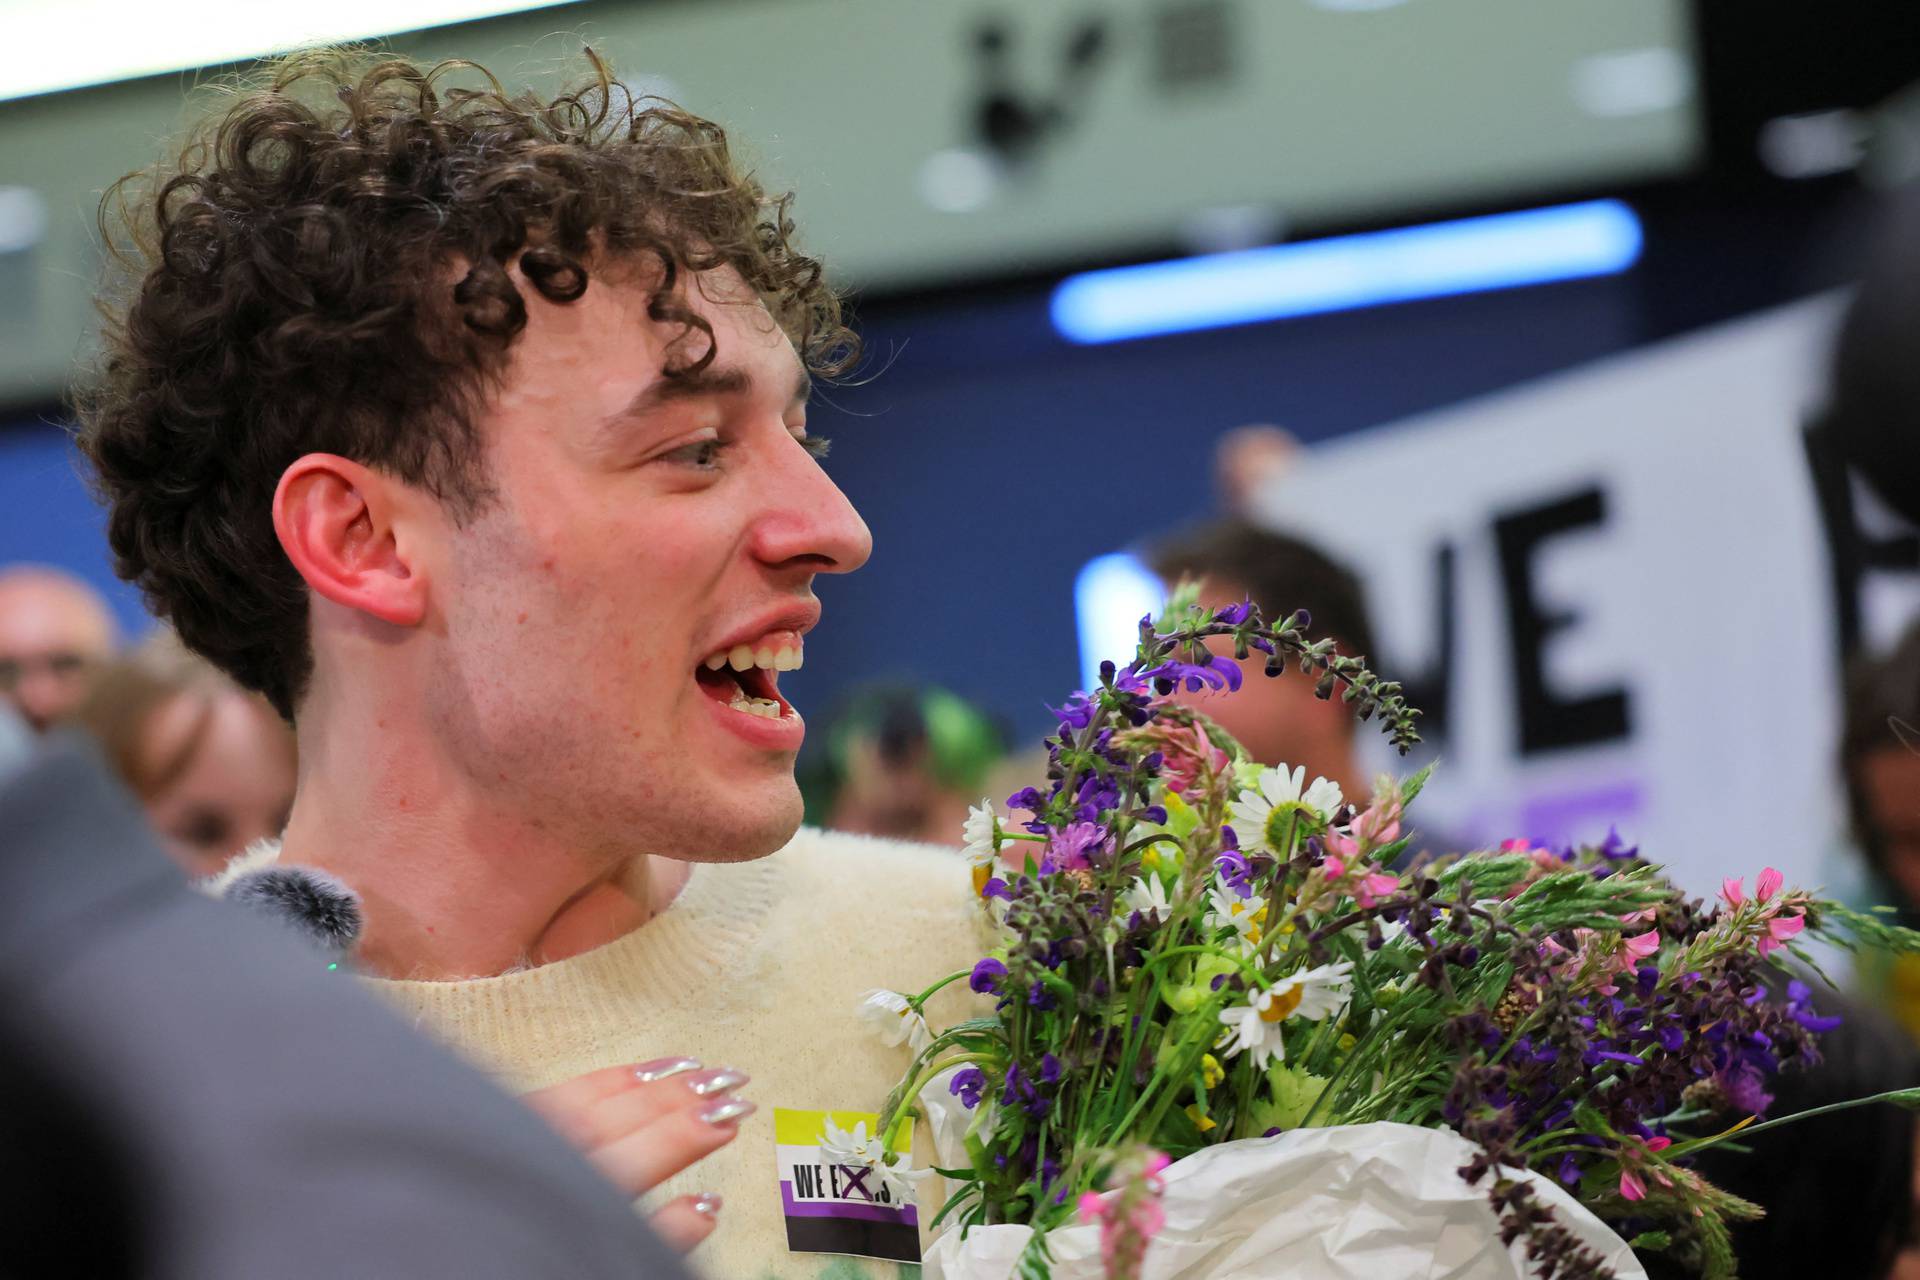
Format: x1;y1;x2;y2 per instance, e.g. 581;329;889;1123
1013;1229;1053;1280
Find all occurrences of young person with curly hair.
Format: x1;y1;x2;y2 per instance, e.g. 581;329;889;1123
80;51;981;1277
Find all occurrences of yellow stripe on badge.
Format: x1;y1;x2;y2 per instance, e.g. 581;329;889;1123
773;1107;911;1153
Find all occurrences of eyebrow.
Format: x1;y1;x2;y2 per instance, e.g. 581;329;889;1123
605;364;812;428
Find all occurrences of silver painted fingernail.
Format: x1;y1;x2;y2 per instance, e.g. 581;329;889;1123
691;1192;722;1218
699;1097;756;1127
689;1067;750;1097
634;1056;701;1083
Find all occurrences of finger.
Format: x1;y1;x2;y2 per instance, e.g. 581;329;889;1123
522;1058;702;1143
649;1193;724;1254
570;1067;750;1152
590;1096;756;1198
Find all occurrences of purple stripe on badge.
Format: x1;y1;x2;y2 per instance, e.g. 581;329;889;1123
781;1181;919;1226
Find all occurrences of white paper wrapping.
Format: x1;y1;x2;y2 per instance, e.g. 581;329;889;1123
919;1123;1647;1280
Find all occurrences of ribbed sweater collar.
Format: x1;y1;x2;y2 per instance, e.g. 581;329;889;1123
215;838;788;1020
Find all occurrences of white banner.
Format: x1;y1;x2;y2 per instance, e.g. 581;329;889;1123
1251;295;1920;897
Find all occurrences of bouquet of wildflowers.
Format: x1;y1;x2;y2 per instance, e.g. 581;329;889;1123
853;587;1920;1280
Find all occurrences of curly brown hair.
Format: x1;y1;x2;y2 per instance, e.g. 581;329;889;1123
78;49;858;719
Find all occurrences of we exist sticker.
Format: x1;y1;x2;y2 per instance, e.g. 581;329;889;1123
773;1107;921;1264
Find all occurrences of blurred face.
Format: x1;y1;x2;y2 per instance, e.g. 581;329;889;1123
417;262;870;862
142;690;296;877
0;575;116;731
828;739;977;846
1860;746;1920;908
1174;577;1353;772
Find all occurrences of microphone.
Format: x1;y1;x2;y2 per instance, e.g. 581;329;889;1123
222;863;364;956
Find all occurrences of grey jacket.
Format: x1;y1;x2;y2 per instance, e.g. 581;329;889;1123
0;735;690;1279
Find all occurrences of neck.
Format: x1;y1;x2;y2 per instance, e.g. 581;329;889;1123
279;680;687;981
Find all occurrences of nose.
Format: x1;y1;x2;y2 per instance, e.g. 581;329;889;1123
15;669;75;731
750;435;873;576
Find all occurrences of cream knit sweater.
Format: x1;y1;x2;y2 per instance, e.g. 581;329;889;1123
220;829;988;1279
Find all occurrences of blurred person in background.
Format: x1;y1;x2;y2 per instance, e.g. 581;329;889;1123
1148;518;1380;807
802;683;1005;843
0;563;118;731
1212;422;1301;516
1817;189;1920;1045
1843;620;1920;1041
70;634;295;879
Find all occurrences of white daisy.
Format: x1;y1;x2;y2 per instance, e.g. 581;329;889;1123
855;988;933;1054
819;1115;932;1204
1205;882;1268;951
1124;874;1174;920
1230;763;1344;854
1216;961;1355;1070
961;799;1000;895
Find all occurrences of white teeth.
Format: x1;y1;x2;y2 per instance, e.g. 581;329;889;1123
703;640;805;673
726;693;786;719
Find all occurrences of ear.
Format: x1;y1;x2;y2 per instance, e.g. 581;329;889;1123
272;454;428;628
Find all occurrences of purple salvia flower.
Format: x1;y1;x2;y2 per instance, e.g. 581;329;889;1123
1007;786;1047;815
949;1066;987;1110
1597;826;1639;861
969;958;1008;994
1215;599;1255;626
1786;980;1844;1033
1215;850;1254;899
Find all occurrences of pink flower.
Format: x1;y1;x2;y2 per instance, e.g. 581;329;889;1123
1077;1191;1106;1226
1500;838;1533;853
1356;872;1400;910
1721;877;1746;909
1353;796;1402;848
1755;867;1783;903
1128;1199;1167;1239
1757;912;1805;957
1619;1137;1671;1201
1143;1151;1171;1180
1621;929;1661;967
1322;855;1347;879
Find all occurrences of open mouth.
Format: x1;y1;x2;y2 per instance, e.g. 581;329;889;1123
694;631;803;720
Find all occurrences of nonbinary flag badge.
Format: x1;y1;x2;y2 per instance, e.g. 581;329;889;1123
773;1107;921;1263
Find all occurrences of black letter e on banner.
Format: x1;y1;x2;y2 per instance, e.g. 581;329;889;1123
1492;486;1631;754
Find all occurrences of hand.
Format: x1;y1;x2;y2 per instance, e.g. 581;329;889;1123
522;1057;754;1253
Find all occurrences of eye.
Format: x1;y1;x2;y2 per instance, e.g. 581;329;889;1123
174;809;231;852
661;437;729;470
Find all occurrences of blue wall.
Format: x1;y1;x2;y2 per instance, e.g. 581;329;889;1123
788;272;1641;745
0;416;152;638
